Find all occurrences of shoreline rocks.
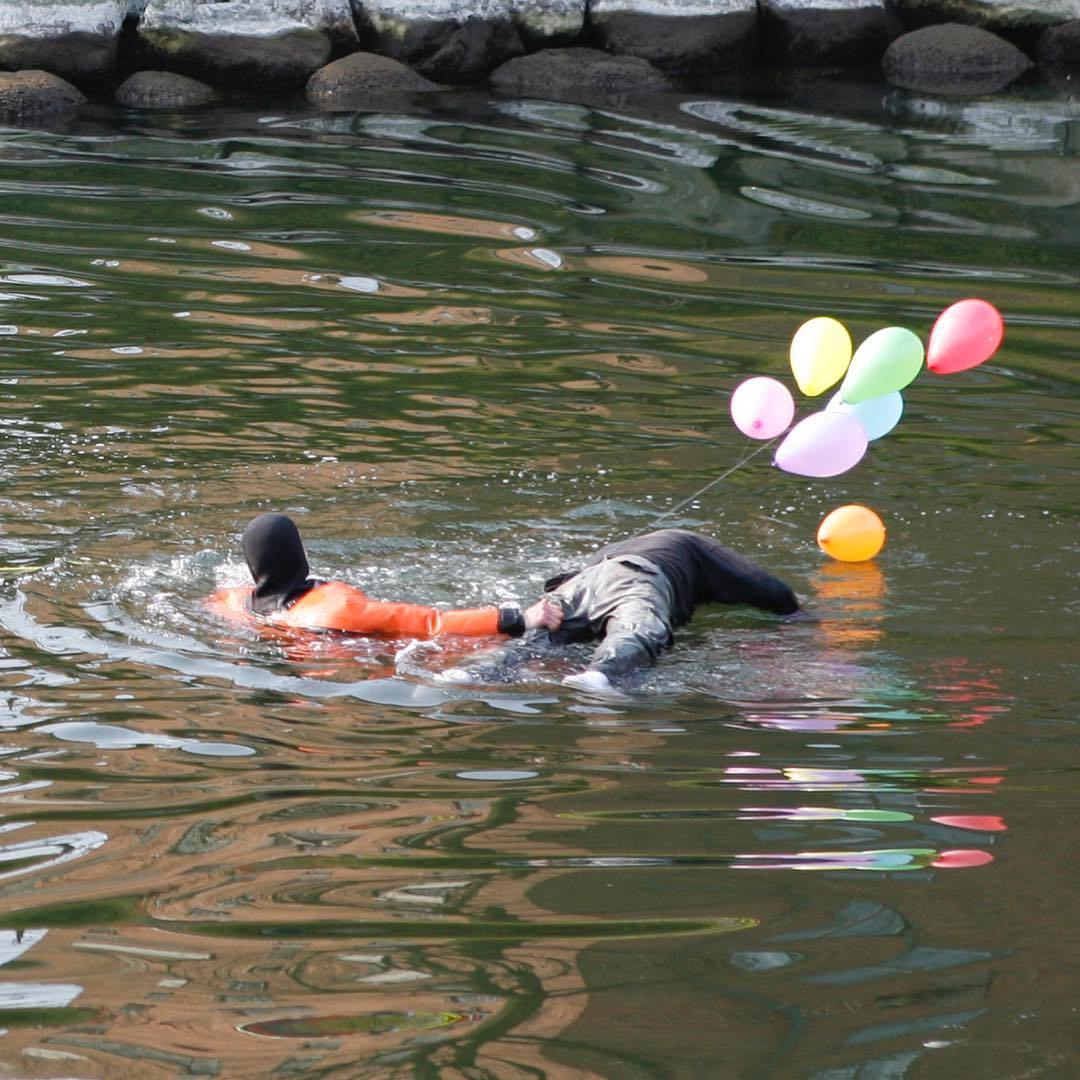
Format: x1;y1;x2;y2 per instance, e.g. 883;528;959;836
0;69;88;118
134;0;350;88
1;1;1080;116
591;0;759;80
490;45;673;103
0;1;127;86
305;51;443;104
895;1;1080;31
761;1;894;66
412;19;527;85
115;69;217;108
884;22;1033;95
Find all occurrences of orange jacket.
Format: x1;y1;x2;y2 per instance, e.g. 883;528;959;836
206;581;520;638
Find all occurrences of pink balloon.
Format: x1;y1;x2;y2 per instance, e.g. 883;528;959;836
927;298;1003;374
729;376;795;440
774;411;868;478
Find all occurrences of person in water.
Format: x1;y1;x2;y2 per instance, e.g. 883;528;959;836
441;528;802;693
207;512;564;638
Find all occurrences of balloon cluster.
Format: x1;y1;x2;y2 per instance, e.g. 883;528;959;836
728;298;1004;561
729;298;1004;478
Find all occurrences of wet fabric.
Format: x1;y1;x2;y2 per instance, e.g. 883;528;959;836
226;512;524;635
207;582;513;637
459;555;676;680
548;554;676;677
466;530;799;681
545;529;800;625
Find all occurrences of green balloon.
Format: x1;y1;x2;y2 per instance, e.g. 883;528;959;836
842;809;913;823
840;327;924;405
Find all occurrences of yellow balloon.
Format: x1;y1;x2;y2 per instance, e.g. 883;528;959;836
790;317;853;397
817;504;886;562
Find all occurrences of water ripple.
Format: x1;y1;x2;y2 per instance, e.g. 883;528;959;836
0;90;1073;1079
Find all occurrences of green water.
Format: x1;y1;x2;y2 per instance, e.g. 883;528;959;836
0;79;1076;1077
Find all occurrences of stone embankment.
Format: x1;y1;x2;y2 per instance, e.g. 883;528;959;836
1;0;1079;117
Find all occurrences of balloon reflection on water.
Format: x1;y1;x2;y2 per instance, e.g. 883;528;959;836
813;559;887;649
734;848;993;871
712;643;1012;876
927;657;1011;731
717;754;1006;873
722;764;1005;792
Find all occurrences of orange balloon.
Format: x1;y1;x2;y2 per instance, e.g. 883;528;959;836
817;504;886;562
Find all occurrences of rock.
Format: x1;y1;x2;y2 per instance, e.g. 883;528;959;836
0;1;126;85
306;51;442;106
760;0;892;66
489;46;672;104
590;0;759;81
891;0;1080;31
883;22;1033;94
355;1;585;62
509;0;585;45
413;17;525;84
137;29;332;89
0;69;86;118
1037;19;1080;69
115;70;216;108
355;2;502;69
141;0;358;48
136;0;355;88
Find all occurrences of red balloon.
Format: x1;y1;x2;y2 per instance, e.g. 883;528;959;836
930;815;1006;832
927;298;1004;374
931;849;994;869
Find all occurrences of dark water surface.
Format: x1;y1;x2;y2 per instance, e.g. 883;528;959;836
0;79;1076;1078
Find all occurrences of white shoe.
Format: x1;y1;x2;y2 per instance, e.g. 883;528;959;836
434;667;476;685
562;669;617;695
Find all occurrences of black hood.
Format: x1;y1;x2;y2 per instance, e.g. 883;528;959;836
241;513;315;614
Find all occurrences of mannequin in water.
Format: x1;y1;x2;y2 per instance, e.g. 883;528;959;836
209;513;802;694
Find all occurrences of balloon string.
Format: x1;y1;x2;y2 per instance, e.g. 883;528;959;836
626;438;778;539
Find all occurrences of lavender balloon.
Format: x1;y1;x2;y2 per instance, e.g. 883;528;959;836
730;376;795;440
774;411;868;478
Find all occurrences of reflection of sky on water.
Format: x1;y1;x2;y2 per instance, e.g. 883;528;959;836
42;720;255;757
0;824;108;885
0;980;82;1008
0;930;83;1011
0;928;47;965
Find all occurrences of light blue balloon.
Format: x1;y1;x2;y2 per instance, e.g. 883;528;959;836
827;389;903;440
